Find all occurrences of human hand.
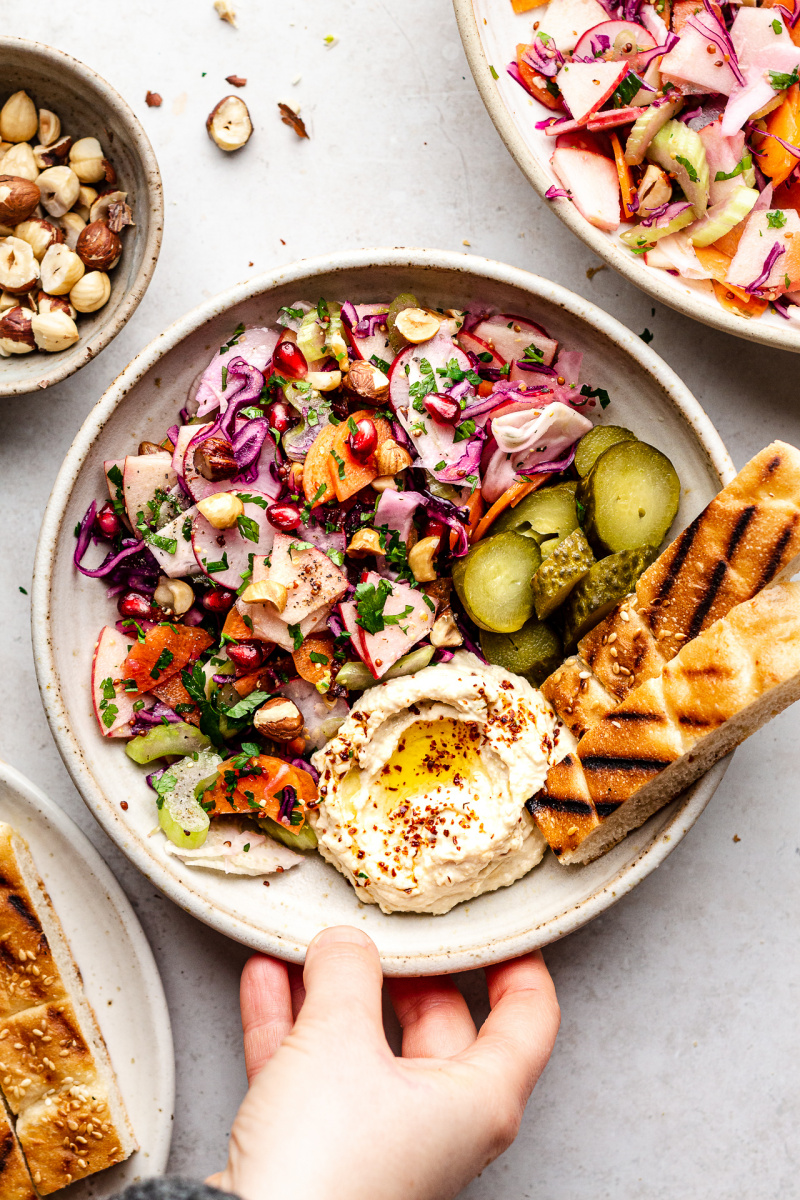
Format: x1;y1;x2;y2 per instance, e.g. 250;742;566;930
209;926;559;1200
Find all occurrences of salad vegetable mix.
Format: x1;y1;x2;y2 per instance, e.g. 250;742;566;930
509;0;800;320
76;296;680;874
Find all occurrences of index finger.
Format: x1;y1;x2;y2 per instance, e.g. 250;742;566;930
458;951;560;1100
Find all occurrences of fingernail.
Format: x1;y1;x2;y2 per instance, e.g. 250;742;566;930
309;924;373;951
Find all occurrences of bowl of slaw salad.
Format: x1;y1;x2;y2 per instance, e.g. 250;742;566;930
455;0;800;351
33;248;732;973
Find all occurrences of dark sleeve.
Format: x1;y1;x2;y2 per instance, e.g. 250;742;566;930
111;1181;238;1200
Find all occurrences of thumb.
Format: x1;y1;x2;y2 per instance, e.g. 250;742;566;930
299;925;385;1043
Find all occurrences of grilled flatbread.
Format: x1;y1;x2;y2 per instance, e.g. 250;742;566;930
0;1101;36;1200
0;825;136;1193
542;441;800;730
532;582;800;864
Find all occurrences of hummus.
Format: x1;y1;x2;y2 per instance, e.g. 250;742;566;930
310;652;574;915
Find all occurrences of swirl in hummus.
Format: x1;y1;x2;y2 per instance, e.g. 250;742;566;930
310;652;575;914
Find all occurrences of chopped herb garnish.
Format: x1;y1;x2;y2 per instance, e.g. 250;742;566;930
773;17;783;32
288;623;304;651
674;155;699;183
182;516;192;541
330;449;346;480
370;354;390;373
522;343;544;363
145;530;178;554
326;547;345;566
204;552;230;574
767;210;788;228
150;648;174;680
436;357;481;387
237;514;261;543
639;328;654;344
453;418;476;443
221;365;229;392
102;704;119;729
219;323;245;354
279;305;304;321
715;154;752;182
224;691;271;719
770;66;800;90
579;384;611;409
237;492;269;509
309;651;330;665
489;64;499;79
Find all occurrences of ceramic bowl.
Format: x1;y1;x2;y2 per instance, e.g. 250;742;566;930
453;0;800;353
0;37;163;396
32;248;734;974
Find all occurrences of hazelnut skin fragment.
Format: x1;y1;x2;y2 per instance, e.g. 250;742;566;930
145;92;163;108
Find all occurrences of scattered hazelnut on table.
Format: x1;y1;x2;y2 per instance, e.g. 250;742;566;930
207;95;252;151
225;75;247;87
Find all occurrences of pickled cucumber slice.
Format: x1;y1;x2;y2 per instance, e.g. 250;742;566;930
562;546;657;650
258;816;318;851
646;120;710;215
481;618;563;687
386;292;420;354
531;528;595;620
492;482;578;557
578;440;680;555
452;557;494;631
574;426;637;478
463;532;542;633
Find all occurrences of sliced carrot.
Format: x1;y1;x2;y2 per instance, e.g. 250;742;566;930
471;477;545;543
610;132;638;220
222;606;257;642
122;624;212;694
764;0;800;46
511;0;548;12
477;380;494;397
774;173;800;215
302;423;339;504
202;755;299;824
711;280;769;319
329;410;392;502
233;669;266;698
694;247;753;303
671;0;701;32
516;46;562;112
711;220;748;260
757;84;800;189
150;675;200;725
292;633;335;686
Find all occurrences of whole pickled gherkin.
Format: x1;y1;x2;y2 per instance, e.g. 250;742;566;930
574;425;637;478
492;482;578;557
577;440;680;555
480;618;563;687
561;545;657;650
531;527;595;620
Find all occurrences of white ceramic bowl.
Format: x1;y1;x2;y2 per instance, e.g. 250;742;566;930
32;248;734;975
0;37;163;396
453;0;800;353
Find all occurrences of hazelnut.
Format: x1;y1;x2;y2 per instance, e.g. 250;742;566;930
90;189;132;229
0;305;35;355
394;308;441;344
0;290;17;313
102;158;117;185
37;290;76;318
408;535;440;583
139;440;167;455
196;491;244;528
207;95;253;151
74;185;98;222
305;369;342;392
0;143;38;183
0;237;40;294
69;136;106;183
193;436;240;481
214;0;238;25
347;528;383;558
153;577;195;615
375;438;413;476
0;142;11;159
76;220;121;270
38;109;61;147
371;475;399;492
70;270;110;313
253;697;304;742
0;92;38;143
430;610;463;648
37;166;81;218
59;211;86;251
40;243;84;295
240;580;288;612
637;164;672;217
0;176;41;226
346;359;390;402
15;218;64;261
31;308;80;353
33;134;73;170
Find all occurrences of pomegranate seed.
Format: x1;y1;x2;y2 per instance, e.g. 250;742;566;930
425;519;446;540
118;592;157;620
267;502;302;531
273;340;308;380
348;418;377;460
423;394;460;424
266;400;294;434
226;642;271;675
202;587;236;613
95;501;121;539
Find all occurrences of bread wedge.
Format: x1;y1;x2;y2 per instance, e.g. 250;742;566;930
0;1101;36;1200
531;582;800;864
0;824;136;1193
542;441;800;731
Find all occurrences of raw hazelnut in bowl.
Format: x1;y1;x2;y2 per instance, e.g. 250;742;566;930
0;37;163;395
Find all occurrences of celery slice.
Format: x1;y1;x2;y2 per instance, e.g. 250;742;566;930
687;186;759;248
126;721;211;764
257;816;318;851
646;120;710;214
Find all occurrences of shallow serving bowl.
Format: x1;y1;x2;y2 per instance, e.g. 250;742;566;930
454;0;800;354
0;37;163;396
32;248;734;975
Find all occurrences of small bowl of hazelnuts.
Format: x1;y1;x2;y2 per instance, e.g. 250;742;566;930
0;37;163;395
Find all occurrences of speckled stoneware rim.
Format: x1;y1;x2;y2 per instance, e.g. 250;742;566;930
0;758;174;1183
453;0;800;354
32;248;734;973
0;36;163;396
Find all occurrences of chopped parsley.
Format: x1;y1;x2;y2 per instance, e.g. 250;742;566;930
101;703;119;729
330;449;346;480
409;358;437;402
714;154;752;182
300;483;327;523
370;354;390;373
767;210;788;228
219;323;245;354
309;651;330;665
150;648;174;680
674;155;699;183
522;343;545;363
145;530;178;554
288;623;304;651
224;691;271;719
106;464;126;520
579;384;611;409
489;64;499;79
639;328;654;344
453;418;477;443
326;547;345;566
236;514;261;543
773;17;783;32
770;66;800;90
279;305;305;322
354;579;414;634
436;357;481;387
100;677;115;701
182;516;193;541
204;552;230;574
238;492;269;509
221;366;229;392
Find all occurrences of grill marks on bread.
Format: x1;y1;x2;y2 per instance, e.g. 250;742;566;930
0;1108;36;1200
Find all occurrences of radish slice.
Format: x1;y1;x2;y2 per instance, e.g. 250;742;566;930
555;61;628;125
345;302;393;367
471;316;558;366
122;453;177;535
91;625;153;737
551;144;621;231
265;533;349;624
456;328;505;369
538;0;609;53
146;505;201;578
181;423;281;503
727;209;800;290
338;601;367;662
660;16;739;95
586;106;647;131
573;20;656;69
355;572;435;679
236;597;331;651
191;490;276;590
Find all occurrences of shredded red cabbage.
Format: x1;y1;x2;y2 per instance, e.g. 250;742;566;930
420;492;470;557
519;444;577;478
232;417;272;472
278;785;298;823
292;757;319;783
508;61;537;98
747;242;786;293
521;35;564;79
639;200;692;228
340;301;358;329
545;185;570;199
355;312;389;338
